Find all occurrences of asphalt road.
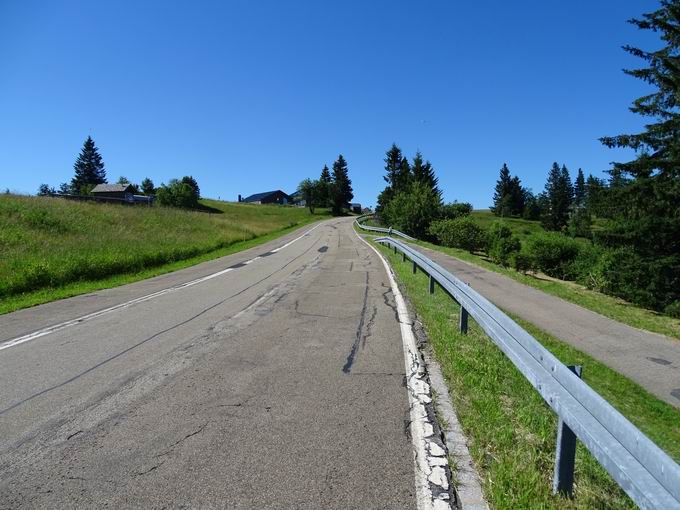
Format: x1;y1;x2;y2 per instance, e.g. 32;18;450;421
411;243;680;408
0;218;416;508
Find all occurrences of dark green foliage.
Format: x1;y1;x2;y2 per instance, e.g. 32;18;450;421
524;232;582;280
180;176;200;201
568;208;592;238
665;301;680;319
492;164;525;216
487;222;521;266
382;181;442;239
299;178;321;213
377;144;412;215
574;168;586;207
318;165;332;207
141;178;155;195
412;151;440;198
441;201;473;219
595;1;680;312
585;174;607;216
522;190;543;220
429;217;487;253
156;179;199;209
58;182;72;195
71;136;107;193
37;184;55;196
541;163;573;231
330;154;353;215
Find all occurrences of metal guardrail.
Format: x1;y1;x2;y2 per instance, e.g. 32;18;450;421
354;214;416;241
375;236;680;510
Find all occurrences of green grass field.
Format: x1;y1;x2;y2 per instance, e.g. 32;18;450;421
376;241;680;509
0;195;328;314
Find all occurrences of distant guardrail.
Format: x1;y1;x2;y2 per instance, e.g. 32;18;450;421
354;214;416;241
375;235;680;509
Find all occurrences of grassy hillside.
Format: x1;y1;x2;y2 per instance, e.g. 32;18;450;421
468;209;544;242
0;195;327;313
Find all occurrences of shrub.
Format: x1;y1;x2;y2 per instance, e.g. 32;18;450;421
486;222;521;266
664;301;680;319
440;201;472;220
382;181;442;239
593;247;680;312
430;217;487;253
571;243;605;287
524;232;582;279
156;179;199;209
511;251;534;274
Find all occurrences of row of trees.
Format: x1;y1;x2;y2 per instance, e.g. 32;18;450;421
375;144;472;238
298;154;353;215
37;136;203;209
465;1;680;315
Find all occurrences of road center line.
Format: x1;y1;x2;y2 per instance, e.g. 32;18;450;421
0;222;323;353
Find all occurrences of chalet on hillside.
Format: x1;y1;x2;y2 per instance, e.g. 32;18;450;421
91;183;134;200
240;190;290;205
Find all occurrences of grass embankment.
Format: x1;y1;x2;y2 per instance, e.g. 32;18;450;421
364;211;680;339
0;195;328;314
375;241;680;509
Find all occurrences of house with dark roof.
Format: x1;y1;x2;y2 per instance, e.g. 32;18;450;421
91;183;135;200
240;190;290;205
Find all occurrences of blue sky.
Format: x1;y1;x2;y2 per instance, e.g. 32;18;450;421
0;0;661;208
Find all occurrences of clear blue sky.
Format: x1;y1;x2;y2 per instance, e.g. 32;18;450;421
0;0;661;208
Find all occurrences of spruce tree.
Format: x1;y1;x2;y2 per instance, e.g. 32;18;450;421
492;163;512;216
509;176;526;216
574;168;586;207
597;0;680;312
412;151;441;198
331;154;353;215
141;177;155;195
383;144;411;194
71;136;106;193
318;165;332;207
542;162;572;231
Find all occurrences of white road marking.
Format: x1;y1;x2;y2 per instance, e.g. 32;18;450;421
355;230;451;510
0;222;324;353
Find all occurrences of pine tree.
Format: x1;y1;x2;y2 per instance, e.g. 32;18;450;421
596;1;680;312
492;163;512;216
319;165;332;207
574;168;586;207
542;162;572;231
509;176;526;216
412;151;441;199
383;144;411;194
331;154;353;215
141;178;155;195
71;136;106;193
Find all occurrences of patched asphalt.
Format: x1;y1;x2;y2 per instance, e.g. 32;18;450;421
0;218;416;508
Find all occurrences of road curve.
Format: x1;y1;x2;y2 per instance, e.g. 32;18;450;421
0;218;416;508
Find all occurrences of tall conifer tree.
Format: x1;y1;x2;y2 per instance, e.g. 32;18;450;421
574;168;586;207
331;154;353;215
71;136;106;193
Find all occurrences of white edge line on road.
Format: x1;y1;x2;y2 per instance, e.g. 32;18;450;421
355;230;451;510
0;222;324;353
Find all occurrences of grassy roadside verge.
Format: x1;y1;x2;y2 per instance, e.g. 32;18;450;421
412;239;680;340
0;214;325;316
375;240;680;509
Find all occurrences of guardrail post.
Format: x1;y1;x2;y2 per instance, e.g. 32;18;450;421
393;245;397;254
428;274;435;294
459;306;468;334
552;365;583;497
402;252;406;262
412;260;417;274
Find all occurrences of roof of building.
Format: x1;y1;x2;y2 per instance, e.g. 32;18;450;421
92;183;133;193
242;190;289;202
